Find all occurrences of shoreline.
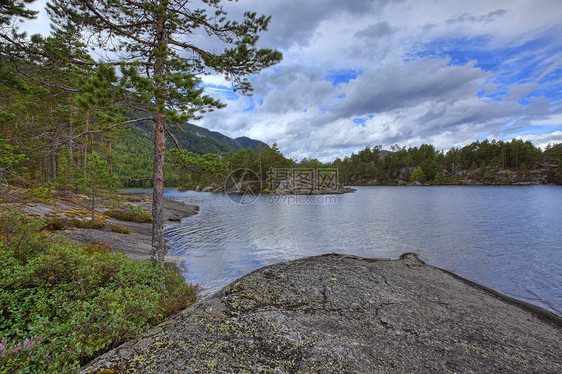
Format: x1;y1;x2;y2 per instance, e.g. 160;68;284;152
6;190;199;271
60;198;200;270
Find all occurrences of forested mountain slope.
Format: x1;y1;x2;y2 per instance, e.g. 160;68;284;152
112;121;266;187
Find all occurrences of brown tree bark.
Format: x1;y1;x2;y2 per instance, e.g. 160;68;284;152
151;112;166;266
151;6;168;267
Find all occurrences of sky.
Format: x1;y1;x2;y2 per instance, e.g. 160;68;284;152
22;0;562;162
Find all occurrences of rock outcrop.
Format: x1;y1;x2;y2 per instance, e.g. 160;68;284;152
81;253;562;374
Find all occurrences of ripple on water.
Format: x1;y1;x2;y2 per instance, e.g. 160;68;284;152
163;186;562;314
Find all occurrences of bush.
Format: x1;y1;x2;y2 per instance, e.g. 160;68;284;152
105;205;152;223
0;211;197;373
24;186;53;201
109;223;130;234
44;217;105;231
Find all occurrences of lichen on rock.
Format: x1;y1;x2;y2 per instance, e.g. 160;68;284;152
81;253;562;374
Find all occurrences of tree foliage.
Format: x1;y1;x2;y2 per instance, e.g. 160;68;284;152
334;139;554;185
45;0;282;265
0;0;37;27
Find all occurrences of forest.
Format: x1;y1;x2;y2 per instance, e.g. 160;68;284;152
165;138;561;190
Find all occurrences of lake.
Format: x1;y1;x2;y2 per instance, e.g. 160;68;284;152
163;185;562;315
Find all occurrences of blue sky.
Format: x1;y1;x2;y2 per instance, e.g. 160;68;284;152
23;0;562;162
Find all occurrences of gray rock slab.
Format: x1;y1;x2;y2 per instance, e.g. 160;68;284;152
81;253;562;374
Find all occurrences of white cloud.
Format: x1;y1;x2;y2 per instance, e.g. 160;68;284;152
518;131;562;150
18;0;562;161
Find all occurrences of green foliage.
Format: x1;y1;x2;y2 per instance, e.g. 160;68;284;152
168;148;228;189
79;152;120;193
0;211;197;373
24;186;53;201
111;120;266;187
333;139;553;185
44;217;105;231
78;152;121;219
55;147;76;193
0;0;37;26
105;205;152;223
410;166;426;183
0;137;28;179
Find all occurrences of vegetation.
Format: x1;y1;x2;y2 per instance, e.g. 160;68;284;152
105;204;152;223
45;0;282;266
334;139;561;185
1;0;282;266
167;138;561;189
0;211;197;373
78;152;121;220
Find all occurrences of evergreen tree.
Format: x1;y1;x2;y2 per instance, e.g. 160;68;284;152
0;0;37;27
49;0;282;265
78;152;120;220
410;166;426;183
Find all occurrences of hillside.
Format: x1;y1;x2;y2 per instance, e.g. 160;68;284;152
112;120;267;187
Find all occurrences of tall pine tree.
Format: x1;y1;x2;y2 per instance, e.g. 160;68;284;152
48;0;282;265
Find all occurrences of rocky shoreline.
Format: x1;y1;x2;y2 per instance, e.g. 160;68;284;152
81;253;561;374
7;192;199;269
61;199;199;269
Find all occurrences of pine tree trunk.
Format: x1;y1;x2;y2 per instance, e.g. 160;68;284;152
51;151;57;181
108;137;113;174
151;6;168;267
151;112;166;267
68;94;74;160
83;110;89;177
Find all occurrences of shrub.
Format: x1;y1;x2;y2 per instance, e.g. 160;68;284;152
109;224;130;234
0;211;197;373
44;217;105;231
105;205;152;223
24;186;53;201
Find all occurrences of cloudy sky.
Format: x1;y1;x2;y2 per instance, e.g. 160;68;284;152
24;0;562;162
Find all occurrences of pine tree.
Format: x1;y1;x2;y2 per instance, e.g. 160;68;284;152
78;151;120;220
0;0;37;27
49;0;282;265
410;166;426;183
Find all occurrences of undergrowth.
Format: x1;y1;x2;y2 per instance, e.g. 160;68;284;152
0;211;197;373
105;205;152;223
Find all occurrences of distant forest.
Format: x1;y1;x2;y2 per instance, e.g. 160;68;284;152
165;138;562;190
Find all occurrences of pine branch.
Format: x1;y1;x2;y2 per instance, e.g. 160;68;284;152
165;127;182;151
81;0;157;48
13;65;79;93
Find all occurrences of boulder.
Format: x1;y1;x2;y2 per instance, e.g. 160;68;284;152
81;253;561;374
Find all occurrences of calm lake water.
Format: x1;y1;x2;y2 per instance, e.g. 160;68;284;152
162;186;562;315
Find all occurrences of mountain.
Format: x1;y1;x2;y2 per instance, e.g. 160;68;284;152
112;120;267;187
234;136;267;150
131;120;266;155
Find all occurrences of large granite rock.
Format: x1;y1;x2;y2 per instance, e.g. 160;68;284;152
81;253;561;374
